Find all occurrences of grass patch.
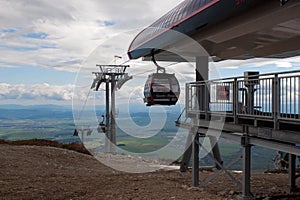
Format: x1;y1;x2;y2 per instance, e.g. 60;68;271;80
0;139;91;155
117;135;170;153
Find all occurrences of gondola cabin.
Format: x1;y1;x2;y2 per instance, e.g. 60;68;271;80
144;73;180;106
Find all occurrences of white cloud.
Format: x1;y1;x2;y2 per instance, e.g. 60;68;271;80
275;62;293;68
0;0;183;73
214;57;300;70
0;83;88;104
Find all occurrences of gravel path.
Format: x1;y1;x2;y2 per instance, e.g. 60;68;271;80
0;144;299;199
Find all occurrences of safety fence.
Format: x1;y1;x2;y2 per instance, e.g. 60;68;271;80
186;70;300;125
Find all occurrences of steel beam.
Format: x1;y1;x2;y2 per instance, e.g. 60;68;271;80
209;135;223;169
248;137;300;156
180;121;300;156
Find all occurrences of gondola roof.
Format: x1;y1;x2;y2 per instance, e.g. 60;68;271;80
128;0;300;61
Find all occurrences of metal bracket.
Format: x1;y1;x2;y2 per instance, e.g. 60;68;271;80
151;49;166;74
116;74;133;90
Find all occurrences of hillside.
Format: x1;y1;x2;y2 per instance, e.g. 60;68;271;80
1;141;300;199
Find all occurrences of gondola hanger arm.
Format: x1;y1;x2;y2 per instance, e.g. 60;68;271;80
151;49;166;74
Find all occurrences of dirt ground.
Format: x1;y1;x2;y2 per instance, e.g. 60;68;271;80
1;143;300;200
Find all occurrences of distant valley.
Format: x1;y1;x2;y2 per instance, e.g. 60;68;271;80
0;104;277;170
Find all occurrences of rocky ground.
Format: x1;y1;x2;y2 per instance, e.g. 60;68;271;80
0;141;300;199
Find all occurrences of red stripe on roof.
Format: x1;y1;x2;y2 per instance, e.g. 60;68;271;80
128;0;221;56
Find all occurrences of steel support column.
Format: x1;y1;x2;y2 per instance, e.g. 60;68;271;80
92;65;130;154
242;131;252;199
196;56;223;168
192;132;199;187
105;81;110;152
242;144;252;199
196;56;208;112
180;130;193;172
111;74;116;152
288;154;297;192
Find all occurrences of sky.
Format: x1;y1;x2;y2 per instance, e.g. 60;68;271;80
0;0;185;105
0;0;300;106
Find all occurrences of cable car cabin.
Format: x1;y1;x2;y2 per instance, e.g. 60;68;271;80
144;73;180;106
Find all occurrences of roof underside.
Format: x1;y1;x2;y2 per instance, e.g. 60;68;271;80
128;0;300;61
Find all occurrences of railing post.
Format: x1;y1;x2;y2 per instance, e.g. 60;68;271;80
185;83;189;116
233;78;238;124
205;81;210;120
273;74;279;130
195;85;200;112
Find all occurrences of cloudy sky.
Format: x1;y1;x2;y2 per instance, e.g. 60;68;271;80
0;0;185;105
1;0;300;105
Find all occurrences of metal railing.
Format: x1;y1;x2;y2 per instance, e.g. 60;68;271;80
186;70;300;128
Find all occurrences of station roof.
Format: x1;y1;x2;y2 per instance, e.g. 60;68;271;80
128;0;300;61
